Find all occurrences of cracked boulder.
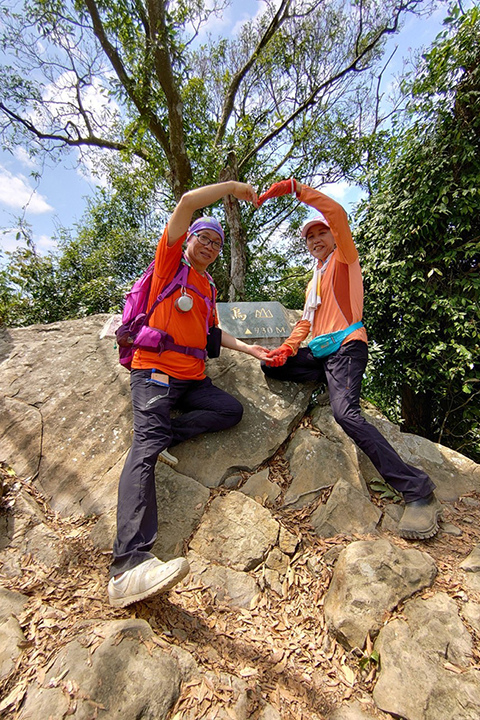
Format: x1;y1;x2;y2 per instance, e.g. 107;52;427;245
189;491;279;572
0;317;314;524
323;539;437;649
373;593;480;720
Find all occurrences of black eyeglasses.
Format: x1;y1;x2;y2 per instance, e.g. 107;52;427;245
191;232;223;252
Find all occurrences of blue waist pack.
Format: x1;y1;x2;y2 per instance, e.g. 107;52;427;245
308;321;363;359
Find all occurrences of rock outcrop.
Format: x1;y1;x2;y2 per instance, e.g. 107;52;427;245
1;315;480;720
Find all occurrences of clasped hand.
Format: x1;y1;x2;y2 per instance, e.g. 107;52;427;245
264;344;293;367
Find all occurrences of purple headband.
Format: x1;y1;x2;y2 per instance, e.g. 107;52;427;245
188;216;225;244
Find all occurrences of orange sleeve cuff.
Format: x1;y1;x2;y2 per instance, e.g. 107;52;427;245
284;319;311;354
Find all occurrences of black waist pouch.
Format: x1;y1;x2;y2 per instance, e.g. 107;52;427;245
206;326;222;358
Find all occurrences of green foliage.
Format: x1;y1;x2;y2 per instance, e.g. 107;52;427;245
368;478;402;503
355;6;480;462
1;169;161;325
359;649;380;672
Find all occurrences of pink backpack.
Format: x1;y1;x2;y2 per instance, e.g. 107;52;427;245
116;255;216;370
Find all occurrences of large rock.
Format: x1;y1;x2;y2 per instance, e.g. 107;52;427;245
189;491;279;571
310;479;381;537
358;407;480;500
323;539;437;649
240;468;282;505
0;396;42;479
0;318;315;522
402;593;472;665
373;594;480;720
187;550;260;609
460;544;480;572
327;702;380;720
0;587;28;681
174;350;315;487
18;619;184;720
283;421;365;509
90;463;211;558
153;466;211;560
0;317;132;519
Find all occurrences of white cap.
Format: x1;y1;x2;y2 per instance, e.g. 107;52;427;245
301;213;330;238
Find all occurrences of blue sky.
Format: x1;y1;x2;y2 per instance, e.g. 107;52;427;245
0;0;450;260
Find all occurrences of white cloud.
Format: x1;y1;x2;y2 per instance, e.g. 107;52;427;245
0;228;57;261
34;72;121;187
0;167;53;213
231;0;268;36
322;180;351;201
13;147;38;169
36;234;58;253
36;72;119;133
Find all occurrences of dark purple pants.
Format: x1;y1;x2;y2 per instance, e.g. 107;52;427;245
262;341;435;504
111;369;243;576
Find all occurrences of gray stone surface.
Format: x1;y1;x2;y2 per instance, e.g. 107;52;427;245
240;468;281;505
0;587;28;623
278;526;299;555
153;466;210;561
358;407;480;501
402;593;472;665
187;550;260;609
174;349;314;487
258;704;282;720
0;616;25;681
324;539;437;649
462;602;480;633
282;405;368;510
189;491;279;572
18;619;183;720
373;597;480;720
284;428;360;509
310;405;368;494
0;315;314;515
310;479;382;538
460;544;480;572
0;587;29;681
327;701;380;719
3;315;480;720
0;316;132;519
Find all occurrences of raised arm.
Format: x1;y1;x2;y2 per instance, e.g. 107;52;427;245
167;181;258;246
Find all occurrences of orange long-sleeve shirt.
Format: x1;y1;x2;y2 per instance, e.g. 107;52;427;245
285;186;368;353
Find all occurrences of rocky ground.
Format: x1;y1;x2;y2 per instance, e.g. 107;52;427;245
1;455;479;720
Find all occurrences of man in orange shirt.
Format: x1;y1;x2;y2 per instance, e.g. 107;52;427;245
259;180;441;541
109;181;269;608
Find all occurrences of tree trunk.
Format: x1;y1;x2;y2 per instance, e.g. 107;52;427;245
218;152;247;301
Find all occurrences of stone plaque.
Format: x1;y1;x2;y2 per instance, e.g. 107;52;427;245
217;302;291;345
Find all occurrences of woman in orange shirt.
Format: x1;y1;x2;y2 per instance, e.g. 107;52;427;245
259;180;441;542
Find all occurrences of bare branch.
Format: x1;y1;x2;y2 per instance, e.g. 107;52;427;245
239;0;422;171
82;0;172;161
214;0;292;147
0;101;150;161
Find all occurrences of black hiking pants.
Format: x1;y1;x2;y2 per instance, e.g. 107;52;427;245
262;340;435;504
111;369;243;577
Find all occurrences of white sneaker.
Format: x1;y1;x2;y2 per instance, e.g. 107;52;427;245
158;449;178;467
108;557;189;608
